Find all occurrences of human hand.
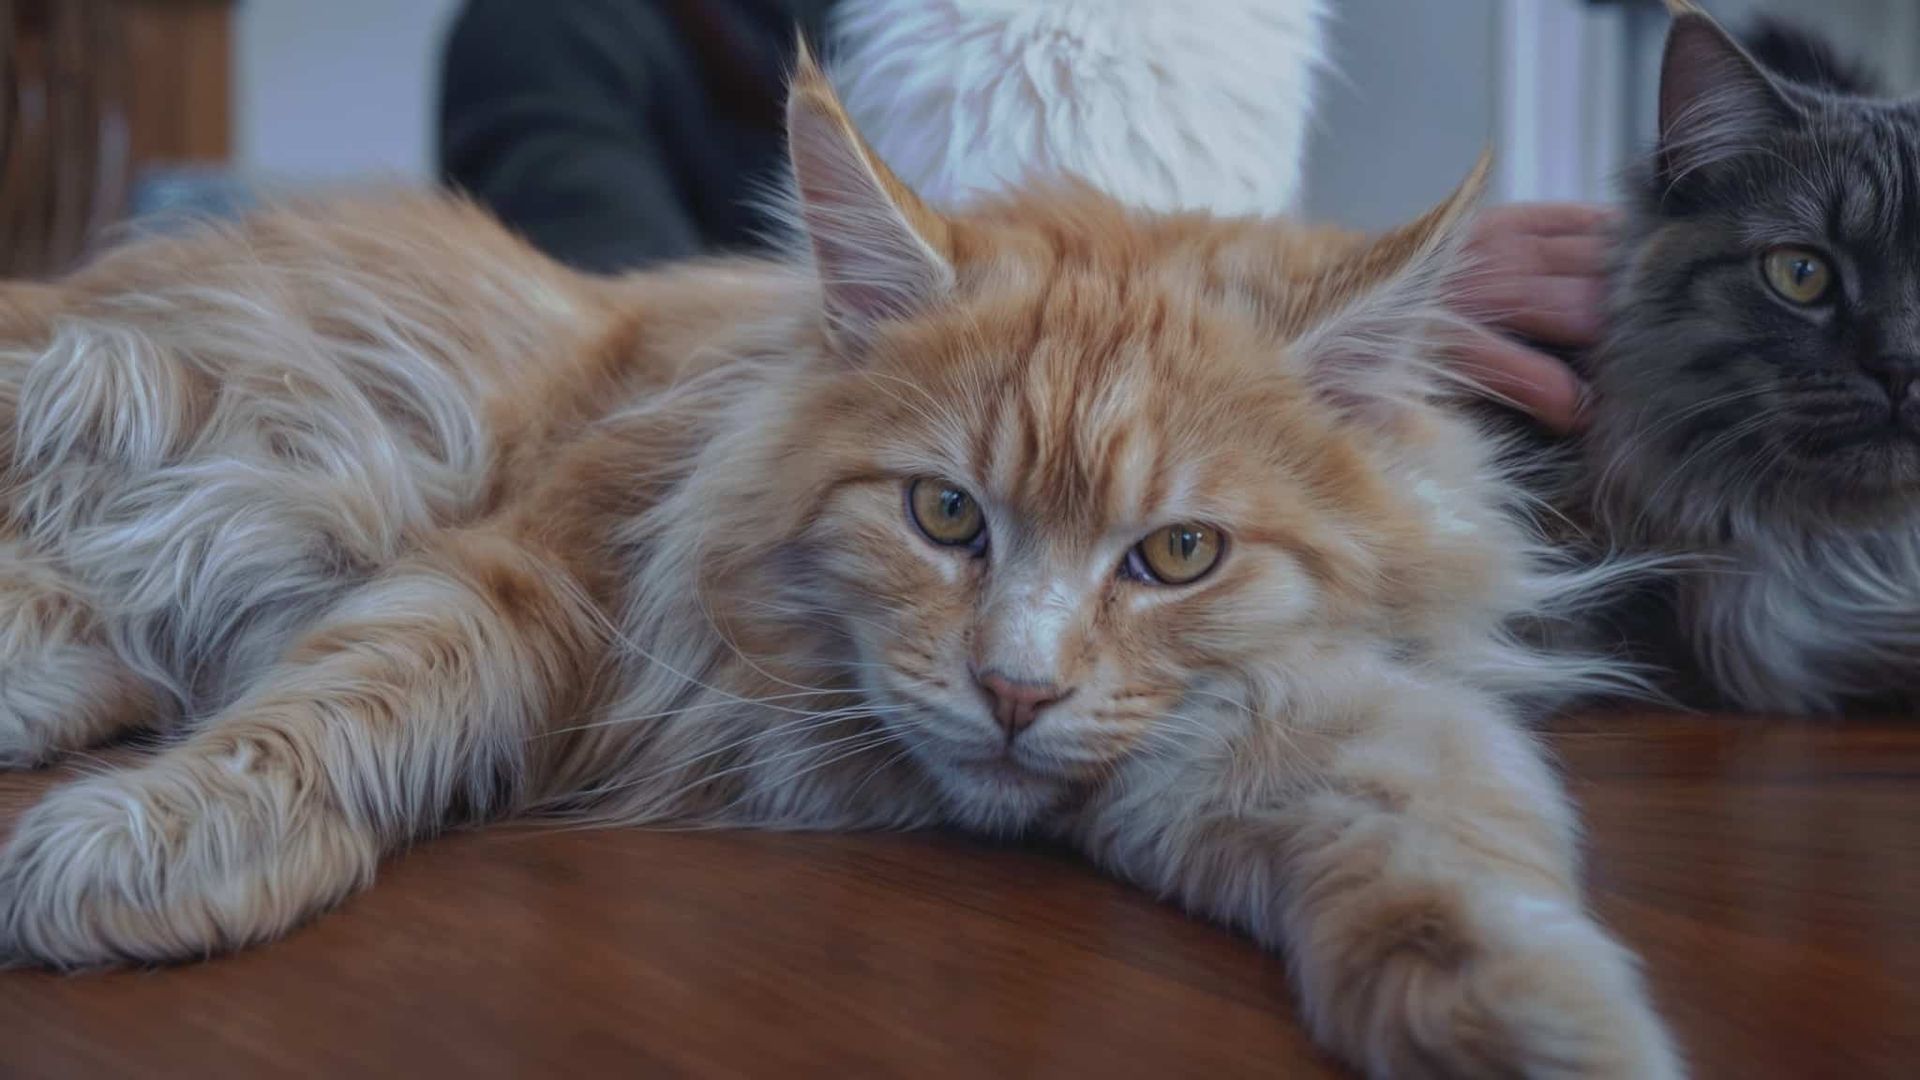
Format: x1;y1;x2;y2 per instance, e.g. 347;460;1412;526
1450;203;1617;434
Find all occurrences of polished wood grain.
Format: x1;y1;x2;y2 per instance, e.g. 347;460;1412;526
1563;714;1919;1079
0;711;1913;1079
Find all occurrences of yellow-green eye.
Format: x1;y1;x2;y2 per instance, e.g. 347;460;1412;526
1762;246;1835;306
1129;523;1224;585
908;478;984;547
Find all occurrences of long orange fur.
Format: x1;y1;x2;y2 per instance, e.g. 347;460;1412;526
0;58;1678;1077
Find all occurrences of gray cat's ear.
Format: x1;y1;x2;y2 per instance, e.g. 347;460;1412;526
1658;9;1802;185
785;41;955;351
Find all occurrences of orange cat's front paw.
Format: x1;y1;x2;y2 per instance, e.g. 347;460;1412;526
1300;890;1681;1079
0;760;375;968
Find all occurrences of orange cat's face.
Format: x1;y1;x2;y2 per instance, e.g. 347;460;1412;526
736;59;1496;828
787;256;1365;824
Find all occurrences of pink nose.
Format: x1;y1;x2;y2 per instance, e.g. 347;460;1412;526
974;670;1068;738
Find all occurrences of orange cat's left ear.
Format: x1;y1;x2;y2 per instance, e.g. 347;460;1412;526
1293;153;1490;418
786;42;955;351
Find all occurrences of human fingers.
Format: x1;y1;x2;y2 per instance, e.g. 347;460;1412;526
1446;323;1589;434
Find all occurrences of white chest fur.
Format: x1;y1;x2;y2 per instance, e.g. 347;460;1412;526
1684;522;1920;712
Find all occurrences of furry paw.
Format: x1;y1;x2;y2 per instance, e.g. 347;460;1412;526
1448;899;1679;1079
1305;891;1682;1079
0;757;375;967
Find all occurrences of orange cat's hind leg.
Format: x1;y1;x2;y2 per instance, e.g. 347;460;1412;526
0;539;158;768
0;528;602;966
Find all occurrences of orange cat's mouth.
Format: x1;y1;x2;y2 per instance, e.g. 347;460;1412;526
948;750;1048;780
901;740;1077;830
948;746;1111;788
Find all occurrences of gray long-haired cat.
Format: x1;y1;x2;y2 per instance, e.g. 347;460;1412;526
1564;6;1920;713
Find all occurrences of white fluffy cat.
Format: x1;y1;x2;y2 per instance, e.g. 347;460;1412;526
832;0;1326;215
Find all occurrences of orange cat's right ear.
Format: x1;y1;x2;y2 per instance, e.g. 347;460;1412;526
786;41;954;351
1291;154;1489;421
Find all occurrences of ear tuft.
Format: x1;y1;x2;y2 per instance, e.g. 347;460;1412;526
785;45;953;351
788;34;836;111
1658;11;1801;187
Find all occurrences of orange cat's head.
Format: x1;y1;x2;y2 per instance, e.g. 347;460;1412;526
715;56;1529;828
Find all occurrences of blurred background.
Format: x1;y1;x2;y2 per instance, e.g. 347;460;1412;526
1314;0;1917;226
3;0;1915;276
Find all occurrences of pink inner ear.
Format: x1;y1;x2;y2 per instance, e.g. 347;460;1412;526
787;96;953;340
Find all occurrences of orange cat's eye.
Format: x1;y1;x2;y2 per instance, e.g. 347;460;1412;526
908;478;985;548
1127;524;1224;586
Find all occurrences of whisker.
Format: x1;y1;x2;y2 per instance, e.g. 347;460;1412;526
534;688;894;740
704;728;908;824
576;719;896;806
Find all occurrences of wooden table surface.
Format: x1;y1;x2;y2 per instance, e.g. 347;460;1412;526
0;710;1914;1079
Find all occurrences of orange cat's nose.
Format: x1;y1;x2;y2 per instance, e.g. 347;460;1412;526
974;670;1069;739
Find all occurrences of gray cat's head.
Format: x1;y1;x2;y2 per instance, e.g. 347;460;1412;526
1590;9;1920;540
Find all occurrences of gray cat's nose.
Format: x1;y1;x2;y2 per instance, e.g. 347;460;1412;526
1862;354;1920;402
973;669;1069;739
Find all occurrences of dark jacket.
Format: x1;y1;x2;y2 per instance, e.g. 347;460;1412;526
440;0;838;273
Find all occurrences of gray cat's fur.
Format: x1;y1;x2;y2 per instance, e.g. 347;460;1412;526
1564;10;1920;712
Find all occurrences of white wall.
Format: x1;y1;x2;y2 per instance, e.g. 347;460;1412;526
1302;0;1501;230
235;0;461;181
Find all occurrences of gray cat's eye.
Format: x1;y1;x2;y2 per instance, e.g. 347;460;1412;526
1761;246;1836;307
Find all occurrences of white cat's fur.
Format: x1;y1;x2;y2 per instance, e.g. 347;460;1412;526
831;0;1326;215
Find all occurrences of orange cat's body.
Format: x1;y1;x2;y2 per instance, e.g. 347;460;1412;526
0;195;709;747
0;61;1677;1078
